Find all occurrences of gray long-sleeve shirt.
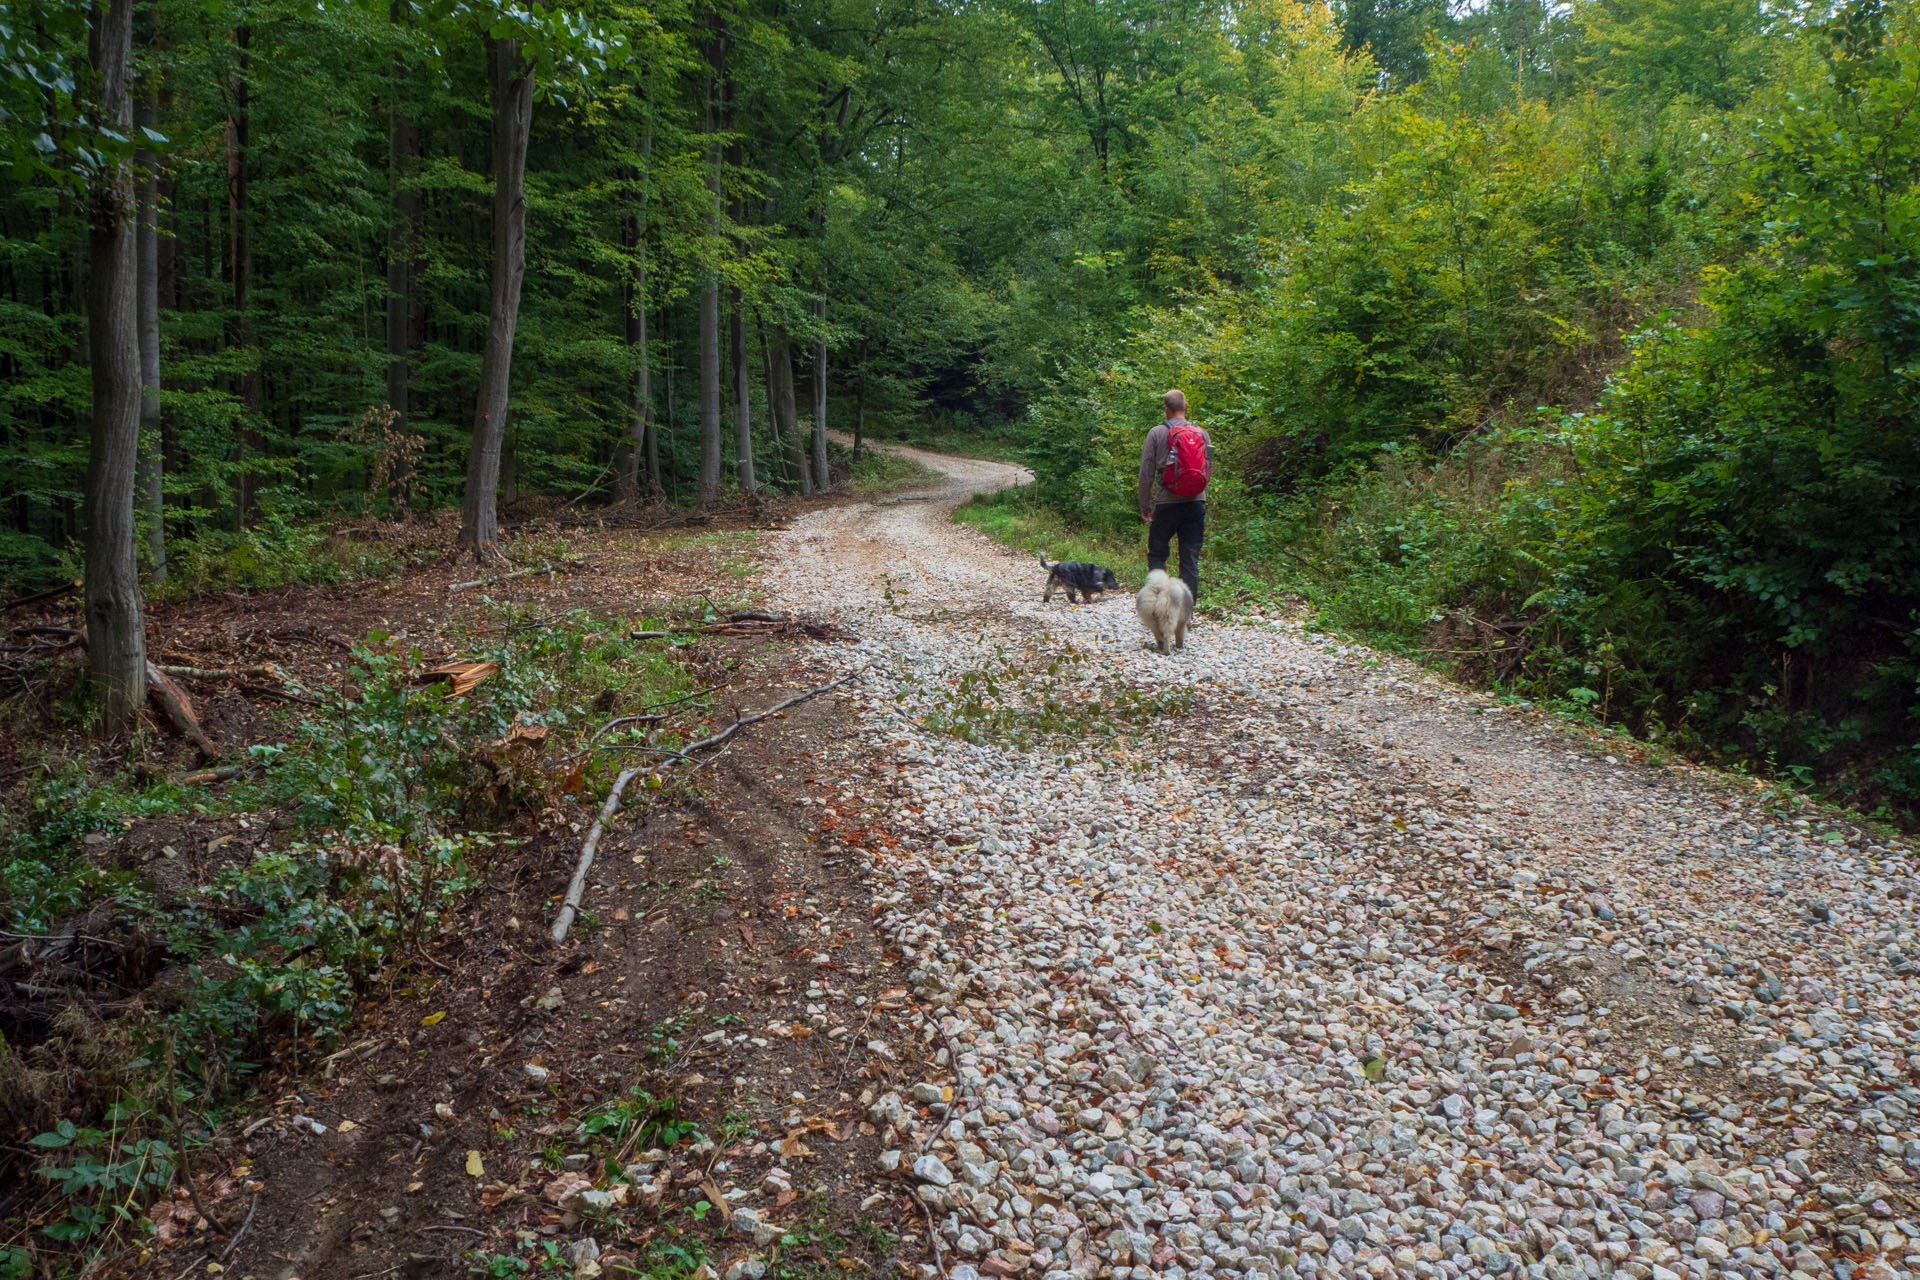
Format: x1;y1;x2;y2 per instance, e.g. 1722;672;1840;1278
1138;418;1212;515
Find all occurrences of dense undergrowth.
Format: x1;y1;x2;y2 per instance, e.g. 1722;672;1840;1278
995;4;1920;822
0;607;708;1264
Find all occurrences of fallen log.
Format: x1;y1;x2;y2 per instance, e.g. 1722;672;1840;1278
146;662;220;758
2;580;79;612
447;555;598;593
156;662;317;705
158;663;285;680
549;765;648;946
628;617;844;642
550;670;861;944
172;762;263;786
239;682;320;705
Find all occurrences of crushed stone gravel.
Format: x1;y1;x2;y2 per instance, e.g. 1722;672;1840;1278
766;442;1920;1280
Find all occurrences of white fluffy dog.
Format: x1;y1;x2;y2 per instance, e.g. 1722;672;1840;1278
1135;569;1193;654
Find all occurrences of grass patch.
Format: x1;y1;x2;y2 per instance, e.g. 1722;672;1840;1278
859;418;1029;464
901;642;1193;752
649;529;762;582
835;440;935;492
955;485;1138;576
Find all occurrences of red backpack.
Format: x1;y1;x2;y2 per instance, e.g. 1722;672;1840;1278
1162;421;1211;499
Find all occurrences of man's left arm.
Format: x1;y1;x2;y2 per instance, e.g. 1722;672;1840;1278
1138;428;1162;521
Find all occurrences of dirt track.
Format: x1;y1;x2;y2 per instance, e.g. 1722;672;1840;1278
92;441;1920;1280
764;440;1920;1280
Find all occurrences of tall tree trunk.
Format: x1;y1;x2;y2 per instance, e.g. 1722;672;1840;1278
854;370;866;460
229;22;260;527
643;316;661;501
811;294;829;487
84;0;148;731
457;35;533;559
760;326;791;488
619;117;656;502
770;335;808;495
385;1;420;441
663;326;676;504
698;278;722;506
638;126;659;501
619;221;643;501
696;35;724;507
731;292;754;494
136;90;165;583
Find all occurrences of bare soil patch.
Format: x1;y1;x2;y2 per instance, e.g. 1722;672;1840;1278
106;673;930;1280
3;484;947;1280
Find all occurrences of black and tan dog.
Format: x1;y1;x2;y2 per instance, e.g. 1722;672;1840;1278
1039;554;1121;603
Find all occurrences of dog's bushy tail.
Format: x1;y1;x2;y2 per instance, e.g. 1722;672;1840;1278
1037;553;1058;570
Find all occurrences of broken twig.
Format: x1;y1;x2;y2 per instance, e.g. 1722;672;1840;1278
2;581;78;612
171;762;264;786
220;1193;259;1261
158;663;288;681
447;556;597;593
550;671;860;943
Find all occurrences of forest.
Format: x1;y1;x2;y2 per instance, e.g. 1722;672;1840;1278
6;0;1920;1272
4;0;1920;797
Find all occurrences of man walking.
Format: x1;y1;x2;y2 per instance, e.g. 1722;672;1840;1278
1137;389;1211;602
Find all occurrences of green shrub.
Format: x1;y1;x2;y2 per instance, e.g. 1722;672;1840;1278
29;1110;175;1245
2;607;706;1263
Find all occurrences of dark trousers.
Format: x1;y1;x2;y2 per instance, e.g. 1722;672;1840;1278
1147;501;1205;602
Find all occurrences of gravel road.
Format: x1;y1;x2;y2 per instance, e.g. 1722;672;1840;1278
766;442;1920;1280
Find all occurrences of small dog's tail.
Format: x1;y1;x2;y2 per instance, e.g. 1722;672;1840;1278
1037;553;1058;570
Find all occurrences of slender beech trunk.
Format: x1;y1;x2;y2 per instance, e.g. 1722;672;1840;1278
698;280;722;506
619;221;643;501
643;317;661;499
386;0;420;448
696;33;724;507
619;117;657;502
639;127;659;499
229;22;261;527
457;35;533;559
731;292;754;494
84;0;148;731
158;152;177;525
136;91;165;583
761;327;791;487
854;371;866;461
811;294;829;486
770;335;808;495
663;327;676;504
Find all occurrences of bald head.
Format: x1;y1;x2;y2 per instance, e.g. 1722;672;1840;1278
1162;389;1187;418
